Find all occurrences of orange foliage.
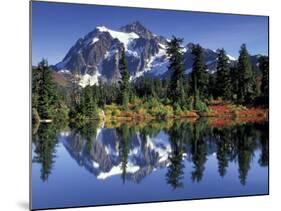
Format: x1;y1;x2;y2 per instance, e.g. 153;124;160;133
207;118;234;127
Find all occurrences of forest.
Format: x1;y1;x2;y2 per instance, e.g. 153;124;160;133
32;37;269;124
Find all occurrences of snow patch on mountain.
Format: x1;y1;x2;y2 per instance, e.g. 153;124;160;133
181;46;187;53
92;161;100;168
185;68;192;74
78;72;101;87
146;53;169;77
97;26;139;50
130;43;169;80
91;37;99;45
129;147;142;157
158;43;166;50
96;128;103;140
104;49;118;60
60;131;71;137
97;162;140;180
227;54;236;61
104;145;119;156
146;132;171;163
58;69;71;74
126;43;142;58
130;70;146;81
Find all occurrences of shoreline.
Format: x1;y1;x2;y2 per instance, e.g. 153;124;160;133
33;104;268;129
102;104;268;122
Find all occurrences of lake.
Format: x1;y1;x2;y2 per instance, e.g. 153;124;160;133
31;119;269;210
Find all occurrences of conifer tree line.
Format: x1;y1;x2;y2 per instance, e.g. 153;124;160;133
32;37;269;122
32;59;69;122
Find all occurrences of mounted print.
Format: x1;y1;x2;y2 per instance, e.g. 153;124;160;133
30;1;269;210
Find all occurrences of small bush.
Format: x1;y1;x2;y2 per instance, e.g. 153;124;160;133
174;103;182;115
194;100;209;112
137;108;146;116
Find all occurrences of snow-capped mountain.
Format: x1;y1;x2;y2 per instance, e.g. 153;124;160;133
54;21;168;86
60;128;172;183
53;21;240;87
59;125;221;183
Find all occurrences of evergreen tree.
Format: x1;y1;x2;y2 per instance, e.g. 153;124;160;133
208;73;217;99
216;48;232;100
82;85;98;118
258;124;269;167
237;44;255;103
119;48;130;108
117;124;130;183
235;124;257;185
191;44;209;108
32;123;58;181
215;128;231;177
70;65;82;110
76;122;98;155
166;122;185;189
251;69;259;100
167;36;185;106
190;122;207;182
35;59;57;120
230;66;239;101
259;56;269;97
32;67;40;110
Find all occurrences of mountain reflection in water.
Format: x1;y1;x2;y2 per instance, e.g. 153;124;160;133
31;119;269;209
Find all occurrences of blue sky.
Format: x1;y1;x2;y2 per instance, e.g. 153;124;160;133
32;1;268;65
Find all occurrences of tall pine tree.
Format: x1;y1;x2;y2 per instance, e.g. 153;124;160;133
230;66;239;101
117;124;130;184
82;85;98;119
208;73;217;99
70;65;82;110
191;44;209;106
167;36;185;106
237;44;254;103
216;48;232;100
259;56;269;97
35;59;57;120
119;48;130;108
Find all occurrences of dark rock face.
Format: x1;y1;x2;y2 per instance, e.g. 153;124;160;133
120;21;154;40
56;30;114;76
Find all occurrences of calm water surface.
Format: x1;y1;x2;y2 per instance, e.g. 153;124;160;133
31;120;268;210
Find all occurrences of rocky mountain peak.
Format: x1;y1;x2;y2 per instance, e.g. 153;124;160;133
186;42;195;50
120;21;154;39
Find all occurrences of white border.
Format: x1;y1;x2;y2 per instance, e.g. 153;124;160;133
1;0;280;211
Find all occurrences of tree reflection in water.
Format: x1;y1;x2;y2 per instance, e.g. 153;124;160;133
70;121;98;156
116;124;130;184
166;122;185;189
32;123;59;182
32;119;269;187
